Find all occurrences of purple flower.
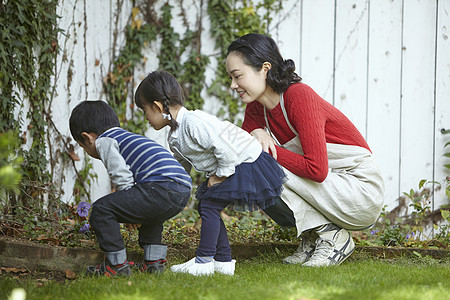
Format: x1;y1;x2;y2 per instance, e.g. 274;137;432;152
79;223;90;233
77;201;91;217
370;229;379;235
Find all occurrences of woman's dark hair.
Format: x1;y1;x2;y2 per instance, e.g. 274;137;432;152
135;70;184;131
227;33;301;93
69;100;120;143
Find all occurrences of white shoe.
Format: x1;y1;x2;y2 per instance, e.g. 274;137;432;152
170;257;214;276
214;259;236;275
302;225;355;267
283;230;317;264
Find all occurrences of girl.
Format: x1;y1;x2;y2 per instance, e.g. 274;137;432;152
135;70;286;276
226;33;384;267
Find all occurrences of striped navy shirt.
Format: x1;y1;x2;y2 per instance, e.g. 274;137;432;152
98;127;192;189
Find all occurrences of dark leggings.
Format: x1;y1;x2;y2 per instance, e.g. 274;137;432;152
262;196;296;228
196;199;232;262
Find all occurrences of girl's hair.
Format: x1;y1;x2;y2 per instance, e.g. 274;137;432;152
69;100;120;143
135;70;184;131
227;33;301;93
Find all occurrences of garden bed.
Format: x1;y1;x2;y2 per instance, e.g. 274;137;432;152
1;235;448;275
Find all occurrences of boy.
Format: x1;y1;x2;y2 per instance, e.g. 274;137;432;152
69;100;192;277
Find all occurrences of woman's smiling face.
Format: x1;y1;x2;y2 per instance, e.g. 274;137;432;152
226;51;269;104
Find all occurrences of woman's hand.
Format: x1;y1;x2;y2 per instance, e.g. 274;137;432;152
208;175;227;187
251;128;277;159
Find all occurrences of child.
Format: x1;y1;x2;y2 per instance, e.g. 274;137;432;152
134;71;286;276
69;100;192;277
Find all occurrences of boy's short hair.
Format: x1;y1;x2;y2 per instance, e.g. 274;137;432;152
69;100;120;142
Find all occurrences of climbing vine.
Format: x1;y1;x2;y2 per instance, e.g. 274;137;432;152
103;7;158;135
0;0;283;211
100;0;281;190
157;2;210;110
0;0;60;209
103;0;282;133
103;1;211;132
207;0;282;122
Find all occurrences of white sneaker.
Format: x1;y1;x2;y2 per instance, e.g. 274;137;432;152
214;259;236;275
170;257;214;276
302;225;355;267
283;230;317;264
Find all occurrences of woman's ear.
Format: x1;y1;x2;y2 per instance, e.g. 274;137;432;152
262;62;272;72
261;62;272;78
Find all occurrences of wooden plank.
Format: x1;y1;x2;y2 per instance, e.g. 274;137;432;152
269;0;302;75
400;0;437;200
433;0;450;212
366;0;403;210
333;0;369;136
85;0;114;98
299;0;335;102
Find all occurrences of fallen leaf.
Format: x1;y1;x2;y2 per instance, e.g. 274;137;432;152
68;144;80;161
36;236;61;244
221;211;231;221
65;269;77;279
1;267;27;274
79;239;95;246
21;131;27;143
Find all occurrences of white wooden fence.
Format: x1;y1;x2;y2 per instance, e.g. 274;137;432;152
47;0;449;213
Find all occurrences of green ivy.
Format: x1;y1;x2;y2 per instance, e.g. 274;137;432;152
0;132;23;193
158;3;209;110
207;0;282;123
0;0;60;207
0;0;283;219
73;156;97;203
103;8;158;135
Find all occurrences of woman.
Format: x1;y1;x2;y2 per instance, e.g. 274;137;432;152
226;33;384;267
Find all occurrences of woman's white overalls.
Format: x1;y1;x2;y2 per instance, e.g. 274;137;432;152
264;94;385;236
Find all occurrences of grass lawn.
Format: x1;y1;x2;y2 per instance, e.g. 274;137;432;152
1;252;449;300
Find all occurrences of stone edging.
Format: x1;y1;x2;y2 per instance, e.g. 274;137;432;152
1;237;448;273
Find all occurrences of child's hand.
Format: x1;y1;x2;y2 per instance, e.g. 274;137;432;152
208;175;227;187
125;223;140;230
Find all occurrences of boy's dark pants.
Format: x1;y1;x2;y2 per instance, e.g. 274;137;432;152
89;181;190;264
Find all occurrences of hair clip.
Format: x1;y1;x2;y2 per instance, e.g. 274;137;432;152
162;113;172;120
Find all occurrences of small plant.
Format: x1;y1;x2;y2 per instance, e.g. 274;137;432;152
0;132;23;193
76;201;91;233
360;128;450;248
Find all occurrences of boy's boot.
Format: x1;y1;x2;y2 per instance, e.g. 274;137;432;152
283;230;317;264
86;248;131;277
86;259;132;277
138;244;167;274
302;223;355;267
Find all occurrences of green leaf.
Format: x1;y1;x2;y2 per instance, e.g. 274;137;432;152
419;179;427;189
441;210;450;220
